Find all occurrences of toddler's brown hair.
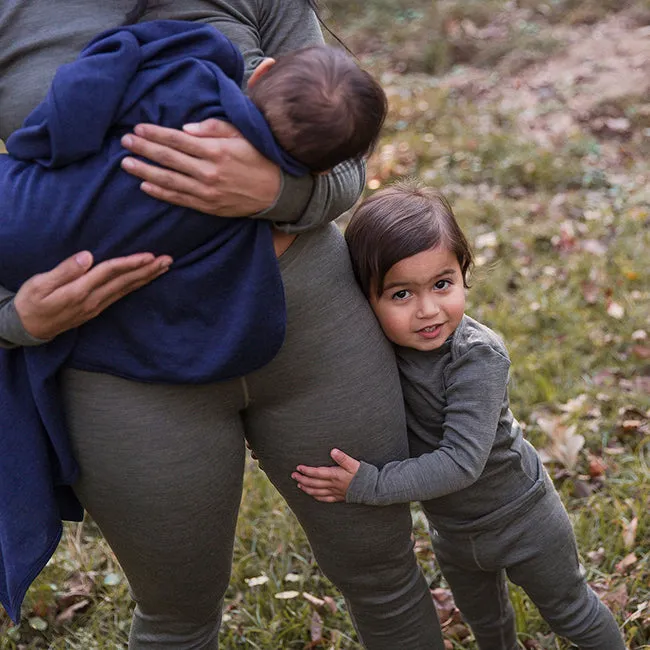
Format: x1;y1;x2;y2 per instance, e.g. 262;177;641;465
345;180;474;298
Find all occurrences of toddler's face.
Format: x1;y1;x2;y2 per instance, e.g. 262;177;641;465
369;246;465;351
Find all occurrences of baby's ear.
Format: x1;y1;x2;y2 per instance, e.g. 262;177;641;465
248;57;276;88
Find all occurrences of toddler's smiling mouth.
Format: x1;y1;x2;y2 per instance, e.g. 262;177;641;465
417;324;444;336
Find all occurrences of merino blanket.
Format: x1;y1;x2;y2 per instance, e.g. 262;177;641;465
0;20;309;622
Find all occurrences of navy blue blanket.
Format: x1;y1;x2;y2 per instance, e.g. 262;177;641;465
0;20;309;622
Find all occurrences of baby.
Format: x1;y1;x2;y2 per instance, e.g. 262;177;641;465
293;181;625;650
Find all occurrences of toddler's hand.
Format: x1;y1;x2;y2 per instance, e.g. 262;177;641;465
291;448;360;503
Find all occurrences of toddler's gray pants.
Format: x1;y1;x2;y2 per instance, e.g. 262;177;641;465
428;471;625;650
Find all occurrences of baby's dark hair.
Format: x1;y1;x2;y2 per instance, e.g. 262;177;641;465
248;46;387;173
345;180;474;298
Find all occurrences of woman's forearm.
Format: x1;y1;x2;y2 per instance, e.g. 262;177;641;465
260;158;366;232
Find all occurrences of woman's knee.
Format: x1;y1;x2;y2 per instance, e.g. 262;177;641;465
304;502;418;591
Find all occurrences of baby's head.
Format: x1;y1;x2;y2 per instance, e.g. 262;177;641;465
345;180;474;350
247;46;387;173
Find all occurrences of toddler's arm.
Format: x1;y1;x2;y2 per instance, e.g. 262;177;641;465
293;343;511;506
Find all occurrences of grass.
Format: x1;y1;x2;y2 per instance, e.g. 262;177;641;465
2;1;649;648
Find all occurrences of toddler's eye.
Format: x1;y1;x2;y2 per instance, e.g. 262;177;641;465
391;289;411;300
434;279;451;290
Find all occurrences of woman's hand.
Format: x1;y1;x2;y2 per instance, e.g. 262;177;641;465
291;449;361;503
120;119;282;217
14;251;172;340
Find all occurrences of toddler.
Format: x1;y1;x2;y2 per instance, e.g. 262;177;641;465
293;181;625;650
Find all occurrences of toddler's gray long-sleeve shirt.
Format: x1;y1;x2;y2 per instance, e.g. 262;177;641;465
346;315;543;533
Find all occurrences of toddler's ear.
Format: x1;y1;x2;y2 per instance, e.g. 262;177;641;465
248;57;276;88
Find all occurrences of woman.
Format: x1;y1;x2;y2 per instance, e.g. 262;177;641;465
0;1;443;648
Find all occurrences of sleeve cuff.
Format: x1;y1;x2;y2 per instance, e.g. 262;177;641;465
0;298;50;348
250;171;315;226
345;461;379;504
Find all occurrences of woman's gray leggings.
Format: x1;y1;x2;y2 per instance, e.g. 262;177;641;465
62;225;443;650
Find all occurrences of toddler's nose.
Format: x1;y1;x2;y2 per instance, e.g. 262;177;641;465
416;295;440;319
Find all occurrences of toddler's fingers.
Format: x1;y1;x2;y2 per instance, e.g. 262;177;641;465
296;482;335;495
297;484;344;502
330;448;361;473
315;495;344;503
291;473;332;489
294;465;339;479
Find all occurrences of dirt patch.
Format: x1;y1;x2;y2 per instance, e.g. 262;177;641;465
440;11;650;153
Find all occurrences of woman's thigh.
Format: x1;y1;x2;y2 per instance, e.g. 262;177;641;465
246;224;409;481
244;224;415;587
62;368;247;621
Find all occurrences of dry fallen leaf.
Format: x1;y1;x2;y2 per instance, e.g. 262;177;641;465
56;571;95;611
621;517;638;550
445;623;471;640
431;587;461;626
322;596;338;614
523;640;544;649
614;553;637;574
537;417;585;470
580;239;607;255
310;610;323;644
624;600;649;623
606;300;625;319
631;345;650;359
603;445;625;455
559;394;589;413
55;599;90;624
284;572;301;583
588;455;607;478
571;478;594;498
601;582;629;613
587;547;606;565
302;592;325;609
